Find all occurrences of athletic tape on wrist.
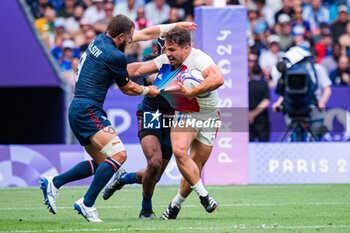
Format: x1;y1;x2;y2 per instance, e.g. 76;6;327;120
159;23;176;36
141;86;149;95
100;136;126;157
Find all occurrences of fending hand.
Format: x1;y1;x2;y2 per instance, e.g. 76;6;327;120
176;22;197;31
179;82;195;98
146;85;160;98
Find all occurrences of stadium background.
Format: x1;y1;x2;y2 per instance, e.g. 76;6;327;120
0;0;350;189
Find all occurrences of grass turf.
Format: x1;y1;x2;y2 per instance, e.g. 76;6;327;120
0;184;349;232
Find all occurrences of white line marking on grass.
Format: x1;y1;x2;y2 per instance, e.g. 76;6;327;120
1;202;349;211
2;225;350;232
0;184;336;191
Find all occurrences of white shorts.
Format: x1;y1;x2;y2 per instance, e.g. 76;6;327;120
174;108;220;146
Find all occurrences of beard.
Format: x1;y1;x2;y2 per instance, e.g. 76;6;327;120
118;40;127;52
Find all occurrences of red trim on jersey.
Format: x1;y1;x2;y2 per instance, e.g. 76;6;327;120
215;127;219;139
215;111;220;139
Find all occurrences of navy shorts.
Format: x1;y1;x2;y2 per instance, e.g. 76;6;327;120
69;98;111;146
137;110;172;160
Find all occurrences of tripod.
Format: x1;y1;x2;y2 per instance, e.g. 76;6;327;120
279;115;318;142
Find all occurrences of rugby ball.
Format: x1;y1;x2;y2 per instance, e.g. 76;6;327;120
181;69;211;98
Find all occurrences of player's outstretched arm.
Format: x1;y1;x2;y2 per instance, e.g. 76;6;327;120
127;60;159;77
132;22;197;42
119;80;159;97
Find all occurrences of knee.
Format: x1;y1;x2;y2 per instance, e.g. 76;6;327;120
110;150;127;164
100;136;127;164
117;150;127;163
94;158;105;166
147;156;162;176
172;145;188;158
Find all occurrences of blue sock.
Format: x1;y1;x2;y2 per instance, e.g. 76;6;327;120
53;160;98;189
121;172;137;184
141;193;153;211
83;158;120;207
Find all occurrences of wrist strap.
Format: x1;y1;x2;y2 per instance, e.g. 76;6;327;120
159;23;176;36
141;86;149;95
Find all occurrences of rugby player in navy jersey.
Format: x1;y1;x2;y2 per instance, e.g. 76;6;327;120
39;14;197;222
102;37;175;219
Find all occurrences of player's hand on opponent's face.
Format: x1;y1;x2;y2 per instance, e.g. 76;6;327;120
177;22;197;31
179;82;195;99
146;85;160;98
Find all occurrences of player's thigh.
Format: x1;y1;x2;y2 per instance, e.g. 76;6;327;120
89;125;127;164
84;144;107;165
189;139;213;171
89;125;119;150
170;126;197;154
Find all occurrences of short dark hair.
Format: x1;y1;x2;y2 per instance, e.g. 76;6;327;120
165;27;191;47
107;14;135;38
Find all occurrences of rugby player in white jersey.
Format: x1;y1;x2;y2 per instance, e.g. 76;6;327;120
126;27;224;219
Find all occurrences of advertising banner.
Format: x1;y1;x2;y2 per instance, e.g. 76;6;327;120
0;144;181;187
249;142;350;184
195;6;249;185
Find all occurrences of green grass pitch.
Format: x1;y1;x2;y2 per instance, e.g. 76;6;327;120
0;184;349;232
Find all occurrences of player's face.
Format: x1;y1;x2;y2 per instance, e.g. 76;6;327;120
119;28;134;52
164;42;189;68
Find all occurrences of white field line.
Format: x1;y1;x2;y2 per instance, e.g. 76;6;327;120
0;202;349;211
0;184;337;191
2;225;350;232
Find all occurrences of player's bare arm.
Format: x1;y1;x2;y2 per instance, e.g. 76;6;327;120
127;60;159;77
119;80;159;97
180;64;224;98
132;22;197;42
146;73;158;85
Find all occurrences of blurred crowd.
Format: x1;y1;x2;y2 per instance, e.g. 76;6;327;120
246;0;350;88
27;0;350;86
27;0;350;141
27;0;195;85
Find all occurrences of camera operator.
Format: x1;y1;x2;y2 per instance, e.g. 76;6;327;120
271;42;332;141
248;52;271;142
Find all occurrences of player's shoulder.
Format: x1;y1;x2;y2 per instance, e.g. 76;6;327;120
187;48;214;68
191;48;210;57
96;33;127;66
154;54;168;63
109;49;127;65
153;54;169;69
104;46;127;67
190;48;213;62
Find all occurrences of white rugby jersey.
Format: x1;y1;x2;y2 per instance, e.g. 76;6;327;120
153;48;219;110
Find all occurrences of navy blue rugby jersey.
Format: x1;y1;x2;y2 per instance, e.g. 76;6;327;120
74;32;129;102
139;95;174;114
135;77;174;114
